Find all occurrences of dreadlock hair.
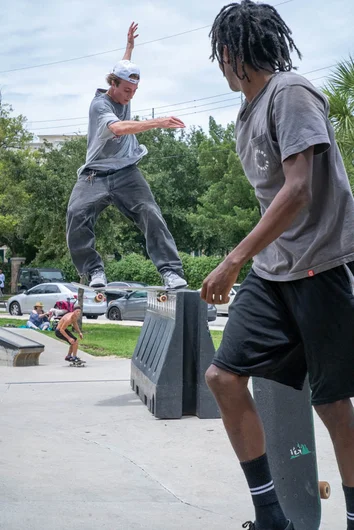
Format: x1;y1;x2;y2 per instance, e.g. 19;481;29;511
210;0;302;81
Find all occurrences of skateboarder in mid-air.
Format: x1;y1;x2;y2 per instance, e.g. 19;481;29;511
201;1;354;529
66;22;187;291
55;305;84;364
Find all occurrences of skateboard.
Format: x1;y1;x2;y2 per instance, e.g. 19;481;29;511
67;359;86;367
71;283;182;303
253;377;330;530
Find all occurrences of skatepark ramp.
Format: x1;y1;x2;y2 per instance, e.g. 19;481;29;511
130;290;219;420
0;327;45;366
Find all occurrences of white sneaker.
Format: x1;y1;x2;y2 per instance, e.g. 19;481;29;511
162;271;187;290
89;269;107;288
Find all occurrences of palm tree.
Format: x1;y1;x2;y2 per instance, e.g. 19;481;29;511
323;57;354;187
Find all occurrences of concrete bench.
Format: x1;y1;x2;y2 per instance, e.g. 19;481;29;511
0;327;45;366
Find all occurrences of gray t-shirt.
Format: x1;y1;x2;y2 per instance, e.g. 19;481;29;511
235;71;354;281
78;89;147;176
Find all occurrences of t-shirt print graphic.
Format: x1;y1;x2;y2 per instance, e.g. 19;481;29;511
255;148;270;172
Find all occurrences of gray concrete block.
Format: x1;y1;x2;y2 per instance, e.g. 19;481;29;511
0;327;45;366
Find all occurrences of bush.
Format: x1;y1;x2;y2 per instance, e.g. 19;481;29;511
30;252;252;289
106;252;251;290
105;254;160;285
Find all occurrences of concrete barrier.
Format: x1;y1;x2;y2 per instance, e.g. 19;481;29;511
130;290;219;419
0;327;45;366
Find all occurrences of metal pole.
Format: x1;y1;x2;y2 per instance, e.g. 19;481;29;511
78;275;86;331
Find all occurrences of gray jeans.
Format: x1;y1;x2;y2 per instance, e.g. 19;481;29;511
66;164;183;276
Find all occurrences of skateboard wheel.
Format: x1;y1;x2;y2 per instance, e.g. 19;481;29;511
158;295;168;302
95;292;105;303
319;481;331;499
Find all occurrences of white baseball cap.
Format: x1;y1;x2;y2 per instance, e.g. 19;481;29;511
112;60;140;85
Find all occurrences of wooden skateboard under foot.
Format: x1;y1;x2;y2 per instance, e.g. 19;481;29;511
71;283;182;303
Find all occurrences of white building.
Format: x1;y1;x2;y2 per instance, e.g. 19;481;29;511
30;134;85;151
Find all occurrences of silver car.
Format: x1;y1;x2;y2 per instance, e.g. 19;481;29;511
216;283;241;315
7;283;107;318
106;290;217;322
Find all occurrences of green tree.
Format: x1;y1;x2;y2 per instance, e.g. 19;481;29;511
138;126;207;252
190;118;260;255
323;57;354;188
0;97;36;258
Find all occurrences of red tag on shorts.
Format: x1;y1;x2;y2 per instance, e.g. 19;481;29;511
308;270;315;277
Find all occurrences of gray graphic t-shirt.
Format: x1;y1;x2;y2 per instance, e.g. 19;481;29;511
235;71;354;281
78;89;147;176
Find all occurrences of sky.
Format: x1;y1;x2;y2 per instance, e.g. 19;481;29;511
1;0;354;139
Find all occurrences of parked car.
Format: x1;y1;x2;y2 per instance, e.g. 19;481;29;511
7;282;107;318
105;290;217;322
105;281;148;303
17;268;65;292
216;283;241;315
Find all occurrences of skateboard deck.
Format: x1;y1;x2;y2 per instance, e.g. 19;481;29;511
68;360;86;367
66;358;86;367
71;283;183;302
253;377;330;530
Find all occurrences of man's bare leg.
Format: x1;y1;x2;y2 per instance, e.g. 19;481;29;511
71;340;79;357
66;344;73;360
206;365;264;459
206;365;288;529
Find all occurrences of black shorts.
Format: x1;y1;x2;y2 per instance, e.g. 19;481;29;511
55;329;77;344
213;263;354;405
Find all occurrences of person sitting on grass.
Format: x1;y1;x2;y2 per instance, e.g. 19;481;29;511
26;302;50;331
55;304;84;363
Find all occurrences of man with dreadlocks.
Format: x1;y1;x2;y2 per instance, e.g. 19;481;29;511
201;1;354;529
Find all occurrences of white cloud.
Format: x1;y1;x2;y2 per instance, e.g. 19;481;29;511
2;0;353;136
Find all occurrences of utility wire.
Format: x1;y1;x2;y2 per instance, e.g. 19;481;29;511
29;64;334;132
1;0;294;74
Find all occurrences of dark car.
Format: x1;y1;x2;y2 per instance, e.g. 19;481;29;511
106;290;217;322
105;281;147;304
17;268;65;292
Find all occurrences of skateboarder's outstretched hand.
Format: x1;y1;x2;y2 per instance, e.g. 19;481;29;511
155;117;186;129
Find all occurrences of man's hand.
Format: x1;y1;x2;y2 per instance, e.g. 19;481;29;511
69;338;75;345
127;22;139;49
156;117;186;129
79;332;83;340
201;258;242;305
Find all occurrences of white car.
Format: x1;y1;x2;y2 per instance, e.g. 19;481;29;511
216;283;241;315
7;283;107;319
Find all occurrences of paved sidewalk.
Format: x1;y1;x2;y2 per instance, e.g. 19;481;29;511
0;329;346;529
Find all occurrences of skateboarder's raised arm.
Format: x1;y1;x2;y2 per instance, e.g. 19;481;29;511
122;22;139;62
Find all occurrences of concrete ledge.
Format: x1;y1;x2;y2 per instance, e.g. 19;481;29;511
0;327;45;366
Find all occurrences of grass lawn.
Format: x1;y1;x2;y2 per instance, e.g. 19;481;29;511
0;317;223;358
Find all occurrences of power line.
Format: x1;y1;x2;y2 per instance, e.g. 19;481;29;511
176;102;241;118
30;97;242;131
28;64;336;130
141;96;242;119
32;78;324;136
31;101;243;134
27;92;233;124
1;0;294;74
0;26;208;74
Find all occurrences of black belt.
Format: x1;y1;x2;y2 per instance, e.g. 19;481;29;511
85;168;118;177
